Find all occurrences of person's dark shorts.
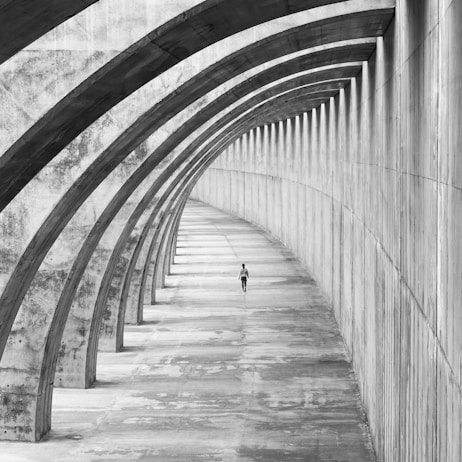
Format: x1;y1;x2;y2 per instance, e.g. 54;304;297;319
241;277;247;282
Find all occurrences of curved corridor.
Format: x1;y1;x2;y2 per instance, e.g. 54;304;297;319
2;201;374;461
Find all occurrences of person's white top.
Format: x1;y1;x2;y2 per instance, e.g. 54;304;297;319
238;268;249;278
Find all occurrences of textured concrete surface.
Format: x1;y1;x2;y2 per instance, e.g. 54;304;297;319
192;3;462;461
0;7;394;440
0;5;395;440
0;1;460;460
0;201;375;461
1;0;367;209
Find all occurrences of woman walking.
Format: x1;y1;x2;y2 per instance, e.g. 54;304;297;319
238;263;249;292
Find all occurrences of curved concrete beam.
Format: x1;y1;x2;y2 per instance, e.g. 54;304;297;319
0;0;368;210
0;9;396;440
115;89;330;322
0;3;394;211
38;134;233;439
59;86;331;386
153;199;189;289
55;90;305;382
35;150;213;437
53;66;363;351
0;78;342;382
161;199;190;280
0;83;352;386
119;79;354;319
82;85;343;334
0;36;385;361
0;0;214;157
95;173;201;351
0;1;99;65
122;91;336;315
0;26;392;372
54;85;322;384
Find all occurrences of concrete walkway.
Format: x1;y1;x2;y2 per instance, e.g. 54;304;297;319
2;201;375;461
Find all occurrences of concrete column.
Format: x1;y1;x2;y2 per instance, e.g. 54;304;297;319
277;120;285;241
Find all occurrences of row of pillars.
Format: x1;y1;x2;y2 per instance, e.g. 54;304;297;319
0;183;189;441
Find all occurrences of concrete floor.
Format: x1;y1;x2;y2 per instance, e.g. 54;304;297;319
1;201;376;461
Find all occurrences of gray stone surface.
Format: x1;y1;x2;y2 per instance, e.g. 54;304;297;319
0;201;375;461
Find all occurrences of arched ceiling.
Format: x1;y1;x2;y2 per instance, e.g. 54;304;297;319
0;0;349;65
0;5;399;440
0;2;394;211
0;1;397;358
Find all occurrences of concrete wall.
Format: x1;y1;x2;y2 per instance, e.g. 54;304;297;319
192;1;462;461
0;0;459;451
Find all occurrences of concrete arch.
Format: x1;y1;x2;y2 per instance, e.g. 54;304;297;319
51;124;273;433
0;8;393;359
0;0;217;160
0;0;367;210
82;68;363;342
0;1;398;444
4;83;328;438
2;2;460;461
140;204;178;305
0;30;390;284
0;78;354;401
118;80;356;319
46;84;318;430
0;31;386;350
52;102;287;387
164;202;188;282
36;147;224;439
0;1;99;65
83;86;347;337
94;155;216;352
62;83;329;388
160;199;189;284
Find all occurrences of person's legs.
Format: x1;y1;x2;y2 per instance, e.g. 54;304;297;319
241;277;247;292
